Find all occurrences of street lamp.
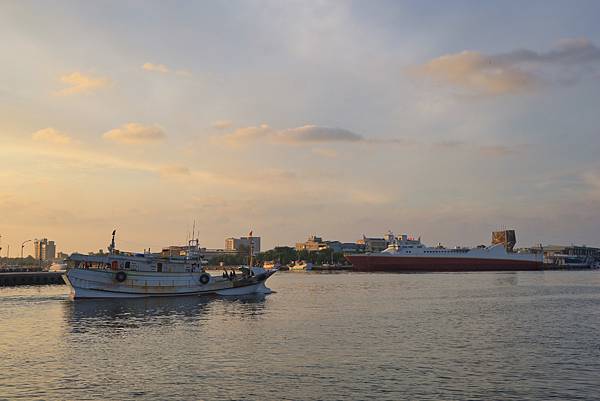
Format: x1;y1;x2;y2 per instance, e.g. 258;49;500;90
21;239;32;260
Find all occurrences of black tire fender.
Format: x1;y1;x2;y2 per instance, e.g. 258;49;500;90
199;273;210;285
115;271;127;282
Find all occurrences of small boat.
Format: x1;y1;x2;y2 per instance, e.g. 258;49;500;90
63;230;277;299
263;261;282;270
288;261;313;271
48;262;67;273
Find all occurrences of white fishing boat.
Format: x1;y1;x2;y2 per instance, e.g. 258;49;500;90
63;230;277;299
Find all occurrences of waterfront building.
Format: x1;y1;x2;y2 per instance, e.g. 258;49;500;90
325;241;343;253
296;236;353;253
341;242;364;253
543;245;600;259
356;235;388;252
296;235;329;252
225;236;261;254
517;244;600;265
201;248;241;260
34;238;56;261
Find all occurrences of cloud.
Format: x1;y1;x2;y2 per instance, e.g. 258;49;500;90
159;165;191;177
429;140;522;156
56;72;111;95
312;148;338;158
221;124;273;146
219;124;410;148
102;123;166;144
175;69;193;77
478;145;517;157
413;38;600;95
493;38;600;65
414;51;535;95
220;123;398;147
212;120;234;129
349;189;391;205
432;140;465;149
142;63;169;73
582;169;600;199
31;128;71;144
274;125;363;144
142;63;192;77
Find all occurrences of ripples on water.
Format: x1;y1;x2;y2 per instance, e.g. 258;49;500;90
1;271;600;400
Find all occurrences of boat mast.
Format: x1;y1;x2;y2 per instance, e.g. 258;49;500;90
248;230;253;267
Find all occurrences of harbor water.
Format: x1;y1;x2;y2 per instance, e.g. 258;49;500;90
1;271;600;400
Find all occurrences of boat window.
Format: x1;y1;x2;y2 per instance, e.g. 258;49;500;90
157;262;163;272
125;261;130;269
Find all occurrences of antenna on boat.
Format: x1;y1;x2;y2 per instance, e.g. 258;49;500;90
192;220;196;244
109;229;116;254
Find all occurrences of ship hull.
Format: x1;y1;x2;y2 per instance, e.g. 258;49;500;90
346;255;544;272
63;268;275;299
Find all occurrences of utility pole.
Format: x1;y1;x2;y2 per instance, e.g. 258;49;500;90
21;239;32;261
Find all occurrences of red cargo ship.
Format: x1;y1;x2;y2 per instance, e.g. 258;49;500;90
346;231;544;272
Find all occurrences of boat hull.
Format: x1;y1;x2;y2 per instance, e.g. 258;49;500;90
345;255;544;272
63;268;276;299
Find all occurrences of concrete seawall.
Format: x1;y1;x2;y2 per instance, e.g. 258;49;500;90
0;272;65;286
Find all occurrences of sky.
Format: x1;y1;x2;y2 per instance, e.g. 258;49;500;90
1;1;600;255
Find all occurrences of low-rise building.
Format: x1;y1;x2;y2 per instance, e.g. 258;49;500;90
225;236;261;254
296;235;328;252
545;245;599;258
341;242;364;253
519;244;600;265
201;248;241;260
325;241;343;253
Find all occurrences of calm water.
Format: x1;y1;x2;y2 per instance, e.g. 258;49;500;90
1;271;600;400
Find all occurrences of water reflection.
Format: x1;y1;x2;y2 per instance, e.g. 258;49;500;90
494;272;519;286
218;293;269;318
63;293;268;333
4;272;600;400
